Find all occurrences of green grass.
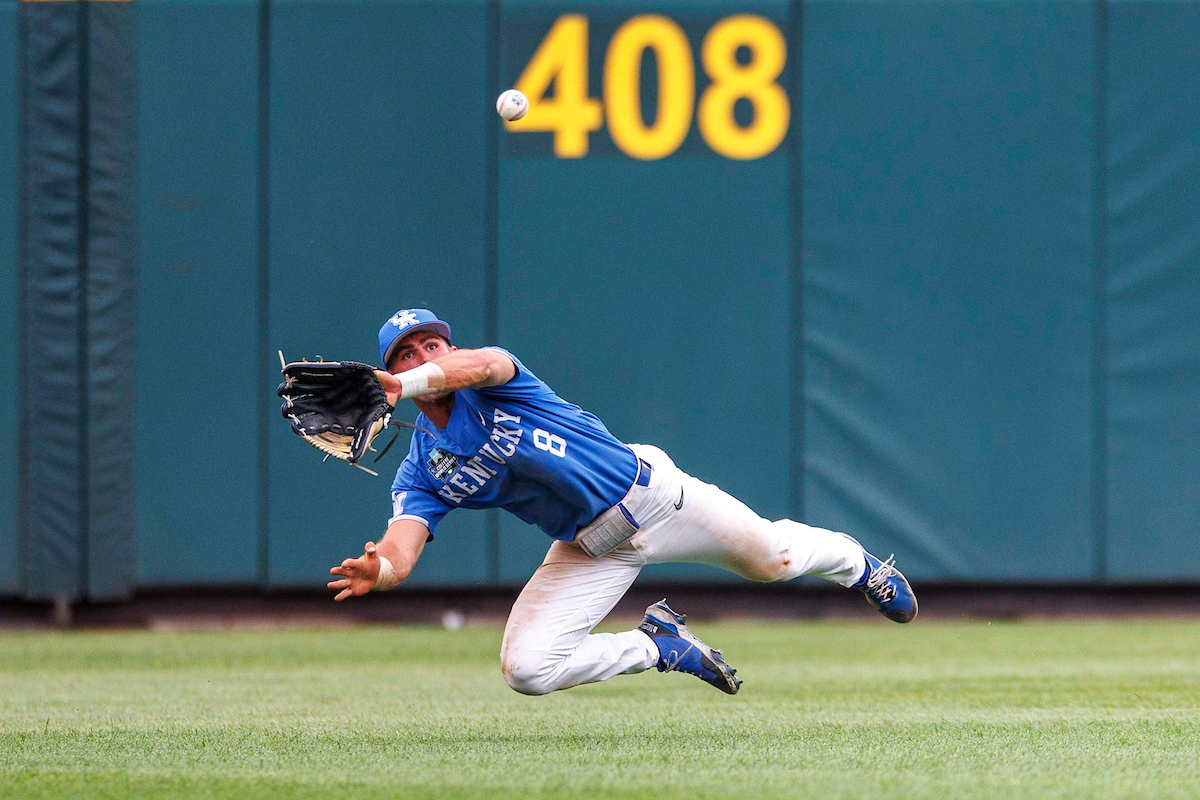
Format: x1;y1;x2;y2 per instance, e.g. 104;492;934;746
2;619;1199;799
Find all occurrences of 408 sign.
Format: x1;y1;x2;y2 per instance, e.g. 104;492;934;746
501;13;791;161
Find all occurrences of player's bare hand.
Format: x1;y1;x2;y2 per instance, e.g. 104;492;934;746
328;541;381;602
374;370;402;406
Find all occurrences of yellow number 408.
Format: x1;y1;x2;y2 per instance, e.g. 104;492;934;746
507;14;789;161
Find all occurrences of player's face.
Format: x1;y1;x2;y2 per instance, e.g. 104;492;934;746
388;331;456;402
388;331;452;372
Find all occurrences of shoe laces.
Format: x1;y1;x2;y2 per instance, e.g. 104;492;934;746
865;555;898;603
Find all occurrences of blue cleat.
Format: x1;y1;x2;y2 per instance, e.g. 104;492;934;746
854;549;918;623
638;600;741;694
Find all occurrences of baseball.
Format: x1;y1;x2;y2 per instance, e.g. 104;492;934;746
496;89;528;121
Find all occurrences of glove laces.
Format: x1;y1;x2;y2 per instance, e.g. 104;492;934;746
370;419;439;464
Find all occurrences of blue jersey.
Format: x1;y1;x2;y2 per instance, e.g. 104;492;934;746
389;348;639;541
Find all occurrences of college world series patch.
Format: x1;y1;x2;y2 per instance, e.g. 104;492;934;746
426;448;460;482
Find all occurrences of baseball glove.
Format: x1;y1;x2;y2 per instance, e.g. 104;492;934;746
277;357;394;471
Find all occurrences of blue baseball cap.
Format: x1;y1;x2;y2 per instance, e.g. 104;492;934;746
379;308;453;367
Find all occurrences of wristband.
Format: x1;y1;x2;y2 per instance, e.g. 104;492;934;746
397;363;445;399
374;556;399;591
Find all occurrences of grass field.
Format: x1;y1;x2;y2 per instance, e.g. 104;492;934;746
2;618;1198;799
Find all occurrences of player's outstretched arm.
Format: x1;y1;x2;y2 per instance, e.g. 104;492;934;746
327;518;429;602
374;348;515;404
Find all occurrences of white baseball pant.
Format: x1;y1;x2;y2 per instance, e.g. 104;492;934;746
499;444;867;695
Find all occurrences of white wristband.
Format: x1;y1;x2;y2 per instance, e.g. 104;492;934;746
374;556;399;591
397;362;445;399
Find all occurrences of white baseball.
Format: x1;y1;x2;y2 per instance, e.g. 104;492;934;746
496;89;528;121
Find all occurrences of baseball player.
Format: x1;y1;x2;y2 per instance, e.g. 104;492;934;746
328;308;917;695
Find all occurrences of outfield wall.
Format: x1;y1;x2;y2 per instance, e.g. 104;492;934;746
2;0;1198;598
0;1;17;596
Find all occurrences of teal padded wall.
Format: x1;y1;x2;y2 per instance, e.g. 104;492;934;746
1105;0;1200;580
0;1;16;594
84;0;138;600
16;0;137;600
495;1;792;584
16;0;1198;594
801;0;1098;580
135;0;262;585
20;2;88;600
266;0;491;587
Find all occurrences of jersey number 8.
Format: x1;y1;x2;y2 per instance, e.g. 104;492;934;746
533;429;568;458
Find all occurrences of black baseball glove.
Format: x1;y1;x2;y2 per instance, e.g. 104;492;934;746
277;357;394;469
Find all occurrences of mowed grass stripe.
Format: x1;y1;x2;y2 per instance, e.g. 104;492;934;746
1;621;1198;799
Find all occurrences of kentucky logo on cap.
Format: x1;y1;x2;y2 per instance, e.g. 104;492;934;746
378;308;453;366
389;310;421;329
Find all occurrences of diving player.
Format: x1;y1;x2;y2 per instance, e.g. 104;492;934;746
327;309;917;696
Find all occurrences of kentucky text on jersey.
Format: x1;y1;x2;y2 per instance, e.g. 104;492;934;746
435;409;525;503
390;348;640;541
